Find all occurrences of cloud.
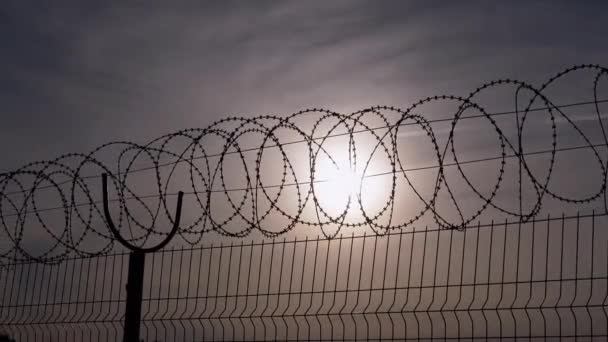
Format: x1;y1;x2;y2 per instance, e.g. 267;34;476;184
1;1;607;168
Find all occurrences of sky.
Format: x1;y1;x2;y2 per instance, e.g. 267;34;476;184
1;1;607;167
1;1;608;255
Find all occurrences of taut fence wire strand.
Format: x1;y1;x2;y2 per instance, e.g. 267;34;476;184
1;140;606;218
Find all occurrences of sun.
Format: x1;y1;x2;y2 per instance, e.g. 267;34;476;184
313;153;364;214
309;142;390;223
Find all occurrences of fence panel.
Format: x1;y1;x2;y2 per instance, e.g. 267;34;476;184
2;214;607;341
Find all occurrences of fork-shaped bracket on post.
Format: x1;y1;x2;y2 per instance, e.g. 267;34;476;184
101;173;184;342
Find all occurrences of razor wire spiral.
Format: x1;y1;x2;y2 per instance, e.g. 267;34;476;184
1;64;607;263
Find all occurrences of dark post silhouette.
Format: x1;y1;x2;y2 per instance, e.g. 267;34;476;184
102;173;184;342
123;252;145;341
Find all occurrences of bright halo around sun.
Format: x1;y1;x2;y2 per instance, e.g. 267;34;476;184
316;155;359;196
312;152;383;218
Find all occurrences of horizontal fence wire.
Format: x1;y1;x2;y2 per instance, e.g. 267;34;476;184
2;213;607;341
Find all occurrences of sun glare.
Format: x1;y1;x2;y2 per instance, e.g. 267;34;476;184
313;154;365;214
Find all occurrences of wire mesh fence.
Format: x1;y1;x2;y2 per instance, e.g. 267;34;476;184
2;213;607;341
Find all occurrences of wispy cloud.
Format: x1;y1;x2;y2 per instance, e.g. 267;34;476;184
0;1;607;170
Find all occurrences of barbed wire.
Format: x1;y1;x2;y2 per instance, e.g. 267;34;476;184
1;64;607;263
4;96;607;197
3;141;606;219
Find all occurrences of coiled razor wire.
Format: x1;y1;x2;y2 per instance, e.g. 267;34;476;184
1;64;607;263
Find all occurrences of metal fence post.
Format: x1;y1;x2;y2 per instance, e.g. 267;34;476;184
102;173;184;342
124;251;146;342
